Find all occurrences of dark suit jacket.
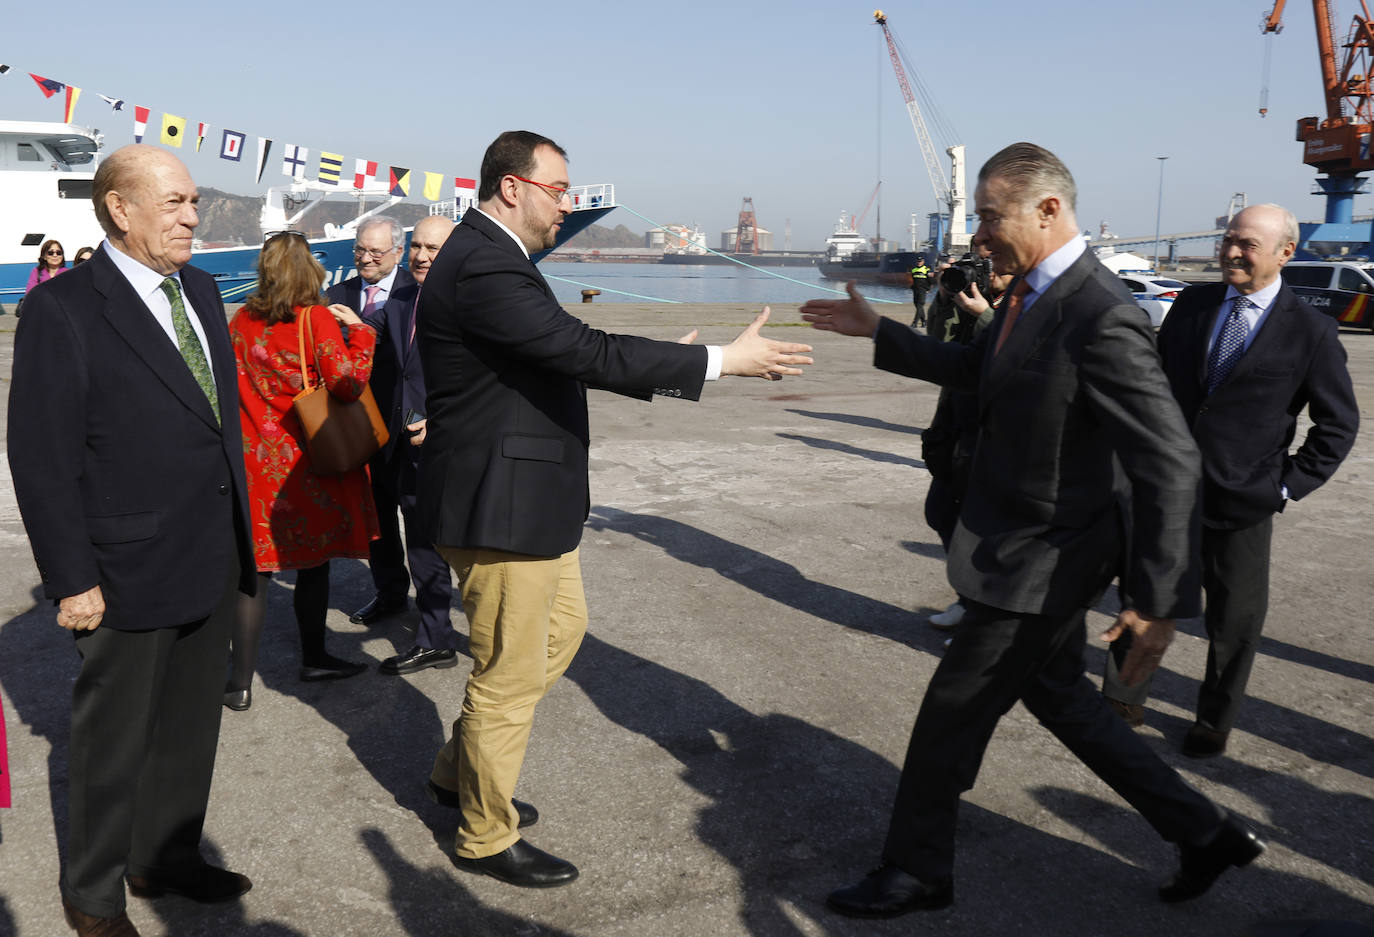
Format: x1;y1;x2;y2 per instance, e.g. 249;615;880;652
1157;282;1358;529
874;248;1202;619
7;246;255;629
416;209;707;557
326;267;421;463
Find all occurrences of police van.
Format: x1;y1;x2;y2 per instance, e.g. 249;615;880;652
1280;261;1374;330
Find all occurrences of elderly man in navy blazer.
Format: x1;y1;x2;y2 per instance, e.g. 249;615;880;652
8;145;255;937
416;130;812;888
1102;204;1358;757
802;143;1265;919
327;216;459;675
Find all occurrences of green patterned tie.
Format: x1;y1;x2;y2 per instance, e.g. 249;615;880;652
160;277;220;424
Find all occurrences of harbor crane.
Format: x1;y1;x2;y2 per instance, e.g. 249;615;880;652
734;197;759;255
873;9;968;252
1262;0;1374;255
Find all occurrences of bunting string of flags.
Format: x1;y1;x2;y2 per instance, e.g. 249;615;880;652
2;60;482;207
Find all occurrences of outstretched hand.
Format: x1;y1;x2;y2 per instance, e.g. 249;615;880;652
719;307;814;380
1100;608;1177;687
799;281;881;337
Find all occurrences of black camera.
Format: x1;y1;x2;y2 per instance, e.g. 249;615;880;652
940;253;992;296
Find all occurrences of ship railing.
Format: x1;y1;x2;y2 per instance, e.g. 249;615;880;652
430;183;615;220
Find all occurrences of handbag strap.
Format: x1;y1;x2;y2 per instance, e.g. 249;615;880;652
294;305;324;396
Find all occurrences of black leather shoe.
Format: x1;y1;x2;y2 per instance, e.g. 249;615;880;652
826;864;954;918
1159;814;1265;902
62;896;141;936
128;864;252;902
455;839;577;888
380;645;458;675
299;654;368;682
425;781;538;828
349;594;407;625
1182;723;1229;758
223;687;251;711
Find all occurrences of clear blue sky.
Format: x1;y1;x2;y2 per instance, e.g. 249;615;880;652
0;0;1346;251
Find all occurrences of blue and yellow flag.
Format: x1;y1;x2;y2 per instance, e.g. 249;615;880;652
319;152;343;186
389;166;410;197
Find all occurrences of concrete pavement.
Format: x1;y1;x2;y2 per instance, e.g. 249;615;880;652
0;304;1371;936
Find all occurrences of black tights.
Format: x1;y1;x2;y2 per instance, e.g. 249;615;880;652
227;562;332;691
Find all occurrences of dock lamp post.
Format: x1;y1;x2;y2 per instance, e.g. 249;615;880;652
1153;156;1168;271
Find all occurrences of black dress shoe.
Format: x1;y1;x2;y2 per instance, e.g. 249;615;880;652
349;594;407;625
827;864;954;918
1159;813;1265;902
425;781;538;828
128;864;252;902
1182;723;1229;758
223;687;251;711
455;838;577;888
380;645;459;675
62;896;141;936
299;654;368;682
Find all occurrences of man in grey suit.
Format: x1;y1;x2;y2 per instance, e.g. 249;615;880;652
1101;204;1358;756
801;143;1263;919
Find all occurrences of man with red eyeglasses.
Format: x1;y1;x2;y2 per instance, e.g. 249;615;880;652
415;129;812;888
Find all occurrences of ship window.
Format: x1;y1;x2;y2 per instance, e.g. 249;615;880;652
17;143;41;162
58;179;93;199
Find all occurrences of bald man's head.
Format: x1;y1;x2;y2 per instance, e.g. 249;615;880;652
409;215;456;284
1220;203;1297;295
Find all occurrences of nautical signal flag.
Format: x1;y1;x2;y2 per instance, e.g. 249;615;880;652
455;177;477;211
0;65;11;76
354;159;378;190
318;152;342;186
220;129;245;161
389;166;410;197
422;171;444;202
98;93;124;111
255;137;273;184
160;113;186;148
63;87;81;123
29;73;64;98
133;106;149;143
196;122;210;152
281;144;308;180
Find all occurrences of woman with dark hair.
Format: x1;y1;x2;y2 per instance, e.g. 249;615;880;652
224;231;380;710
72;246;95;265
25;239;67;292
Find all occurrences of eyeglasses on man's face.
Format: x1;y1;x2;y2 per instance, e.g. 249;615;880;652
510;175;573;204
353;245;398;259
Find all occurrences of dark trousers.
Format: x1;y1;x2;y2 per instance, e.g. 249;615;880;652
882;600;1221;882
911;288;928;327
369;449;456;651
1104;517;1271;733
63;558;239;918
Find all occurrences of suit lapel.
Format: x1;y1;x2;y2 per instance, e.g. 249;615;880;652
979;259;1078;409
1218;284;1294;388
466;209;555;300
183;268;236;428
90;252;221;429
1187;284;1228;389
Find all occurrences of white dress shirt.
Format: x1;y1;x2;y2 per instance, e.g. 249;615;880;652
101;239;216;394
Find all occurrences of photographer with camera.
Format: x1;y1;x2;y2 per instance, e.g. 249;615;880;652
921;246;1010;630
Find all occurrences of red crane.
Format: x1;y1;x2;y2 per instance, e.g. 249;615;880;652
734;197;759;255
1265;0;1374;173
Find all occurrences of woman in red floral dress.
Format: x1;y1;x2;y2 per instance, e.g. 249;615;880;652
224;233;381;710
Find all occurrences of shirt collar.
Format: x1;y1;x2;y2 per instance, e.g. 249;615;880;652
475;207;530;259
364;266;399;294
1024;235;1087;296
1222;276;1282;313
102;238;183;300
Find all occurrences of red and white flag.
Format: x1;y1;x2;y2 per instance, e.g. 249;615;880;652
196;121;210;152
133;105;149;143
454;176;477;211
353;158;378;189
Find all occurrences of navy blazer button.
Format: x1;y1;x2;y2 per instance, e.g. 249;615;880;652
218;484;229;495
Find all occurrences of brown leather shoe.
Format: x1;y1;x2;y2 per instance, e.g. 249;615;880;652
127;865;251;902
62;896;141;936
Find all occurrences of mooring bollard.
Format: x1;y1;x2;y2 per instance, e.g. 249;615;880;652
581;289;601;303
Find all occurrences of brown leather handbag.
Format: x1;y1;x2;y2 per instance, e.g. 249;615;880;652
290;305;388;474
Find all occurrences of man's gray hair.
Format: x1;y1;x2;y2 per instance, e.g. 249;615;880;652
979;142;1078;214
356;216;404;250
